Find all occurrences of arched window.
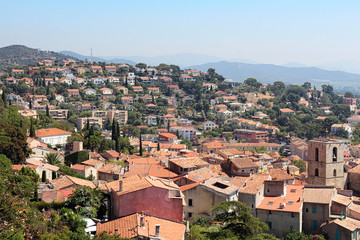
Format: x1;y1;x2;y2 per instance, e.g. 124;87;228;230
333;169;337;177
333;147;337;162
315;148;319;161
315;168;319;177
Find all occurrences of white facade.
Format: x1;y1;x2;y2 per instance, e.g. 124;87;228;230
38;134;71;147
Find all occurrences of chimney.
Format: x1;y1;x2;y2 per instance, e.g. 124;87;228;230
119;181;123;191
155;224;160;237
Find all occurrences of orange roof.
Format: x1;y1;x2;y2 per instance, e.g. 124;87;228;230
96;213;185;240
35;128;71;137
257;185;303;212
163;114;175;118
159;132;177;139
280;108;295;113
148;164;178;178
169;157;209;169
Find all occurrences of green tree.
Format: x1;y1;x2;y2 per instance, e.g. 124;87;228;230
0;122;29;164
209;201;271;239
65;186;104;218
291;159;306;173
30;118;36;137
139;133;143;156
45;153;62;166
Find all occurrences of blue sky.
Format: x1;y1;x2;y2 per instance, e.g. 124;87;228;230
0;0;359;65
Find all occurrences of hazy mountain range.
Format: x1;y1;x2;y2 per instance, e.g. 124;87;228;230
188;61;360;91
1;45;360;92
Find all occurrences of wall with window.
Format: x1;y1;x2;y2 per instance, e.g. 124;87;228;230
256;209;302;238
302;202;330;234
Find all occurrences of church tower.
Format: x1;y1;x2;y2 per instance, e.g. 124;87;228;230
307;140;345;188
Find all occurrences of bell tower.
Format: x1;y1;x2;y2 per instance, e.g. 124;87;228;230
307;140;345;188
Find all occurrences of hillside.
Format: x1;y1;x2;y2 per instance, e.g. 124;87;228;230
0;45;72;70
59;51;136;66
188;61;360;90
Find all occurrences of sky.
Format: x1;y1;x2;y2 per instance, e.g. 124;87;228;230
0;0;359;66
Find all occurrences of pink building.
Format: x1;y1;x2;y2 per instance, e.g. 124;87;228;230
105;175;183;223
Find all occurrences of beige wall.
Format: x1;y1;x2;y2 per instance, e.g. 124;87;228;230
308;141;345;188
257;209;302;238
183;185;237;220
302;203;330;234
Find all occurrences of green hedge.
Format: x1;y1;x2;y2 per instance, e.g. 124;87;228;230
65;151;89;166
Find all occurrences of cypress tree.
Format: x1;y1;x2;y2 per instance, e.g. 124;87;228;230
2;92;7;107
29;100;32;109
111;118;116;140
30;118;36;137
157;142;160;151
46;104;50;117
139;133;143;156
116;121;120;139
34;185;39;201
167;121;170;132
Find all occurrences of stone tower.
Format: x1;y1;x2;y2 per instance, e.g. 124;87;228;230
307;140;345;188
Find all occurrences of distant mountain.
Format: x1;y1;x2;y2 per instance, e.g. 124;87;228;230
282;62;310;68
188;61;360;89
316;60;360;75
115;53;224;67
59;51;136;65
0;45;71;70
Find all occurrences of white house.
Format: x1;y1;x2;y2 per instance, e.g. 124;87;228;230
201;121;218;130
84;88;97;95
100;88;113;95
35;128;72;147
146;115;157;125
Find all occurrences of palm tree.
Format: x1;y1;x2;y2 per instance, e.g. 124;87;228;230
45;153;62;166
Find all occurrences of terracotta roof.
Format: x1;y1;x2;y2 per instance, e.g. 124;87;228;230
302;186;336;204
269;169;294;181
257;185;303;213
159;133;177;139
332;194;352;206
51;175;95;190
148;164;178;178
328;217;360;231
233;174;270;194
96;213;185;240
104;175;179;196
123;164;151;178
81;159;104;167
230;158;259;169
169;157;209;169
98;163;120;173
201;177;239;195
280;108;295;113
35;128;71;137
180;183;199;192
70;164;90;171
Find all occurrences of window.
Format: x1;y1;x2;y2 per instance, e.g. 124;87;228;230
333;169;337;177
305;208;308;213
188;212;192;218
312;206;317;214
311;220;318;230
333;147;338;162
315;168;319;177
336;230;340;240
267;221;272;229
291;213;295;218
353;232;356;239
269;211;272;215
315;148;319;161
188;199;193;207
